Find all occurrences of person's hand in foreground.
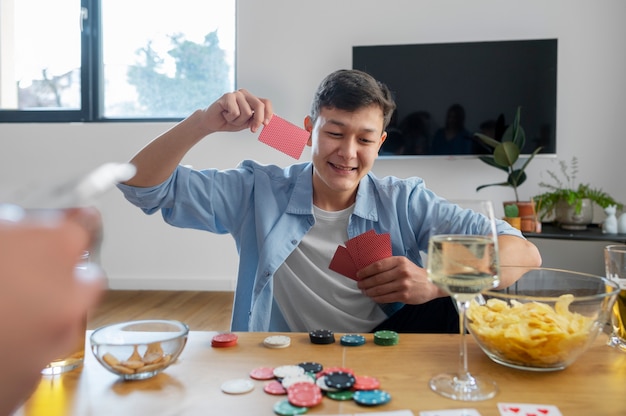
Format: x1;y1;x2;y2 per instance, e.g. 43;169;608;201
0;207;105;416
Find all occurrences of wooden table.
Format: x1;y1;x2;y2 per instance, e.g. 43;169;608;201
16;331;626;415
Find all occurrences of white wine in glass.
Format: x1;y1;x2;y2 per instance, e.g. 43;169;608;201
427;199;500;401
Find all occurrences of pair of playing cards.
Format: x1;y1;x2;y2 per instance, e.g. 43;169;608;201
329;230;392;280
258;115;309;159
419;403;562;416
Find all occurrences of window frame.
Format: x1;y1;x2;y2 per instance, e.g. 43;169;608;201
0;0;207;123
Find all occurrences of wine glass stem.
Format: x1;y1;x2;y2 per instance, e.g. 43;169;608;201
456;298;473;383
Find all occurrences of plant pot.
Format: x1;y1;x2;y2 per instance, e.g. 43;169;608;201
554;198;593;230
503;217;521;230
503;201;539;233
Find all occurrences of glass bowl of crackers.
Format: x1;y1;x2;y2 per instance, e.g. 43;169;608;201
90;319;189;380
467;267;619;371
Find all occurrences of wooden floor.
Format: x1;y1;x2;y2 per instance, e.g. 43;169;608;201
87;290;234;331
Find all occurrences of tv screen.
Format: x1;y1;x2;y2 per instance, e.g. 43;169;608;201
352;39;558;157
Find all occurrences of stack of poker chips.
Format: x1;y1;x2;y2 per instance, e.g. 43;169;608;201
249;361;392;415
308;329;336;344
373;330;399;346
211;332;238;348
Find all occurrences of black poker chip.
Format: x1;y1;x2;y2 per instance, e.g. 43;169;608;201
324;371;356;390
298;361;323;374
309;329;335;344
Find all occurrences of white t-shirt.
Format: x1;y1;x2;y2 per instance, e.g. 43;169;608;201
273;205;388;332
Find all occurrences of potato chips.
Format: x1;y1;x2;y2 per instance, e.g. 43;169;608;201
467;294;597;367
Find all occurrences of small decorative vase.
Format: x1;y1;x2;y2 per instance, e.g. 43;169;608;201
618;213;626;234
603;205;618;234
503;217;521;230
503;201;538;233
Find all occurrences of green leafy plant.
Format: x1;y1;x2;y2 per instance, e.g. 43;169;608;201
475;107;543;202
533;156;623;220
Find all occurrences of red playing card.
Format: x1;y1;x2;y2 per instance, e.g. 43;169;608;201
329;245;359;280
258;115;309;159
345;229;376;268
347;230;392;270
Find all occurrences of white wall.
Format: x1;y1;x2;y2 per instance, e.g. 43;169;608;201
1;0;625;289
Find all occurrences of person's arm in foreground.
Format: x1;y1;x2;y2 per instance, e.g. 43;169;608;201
124;89;273;188
356;235;541;305
0;209;105;416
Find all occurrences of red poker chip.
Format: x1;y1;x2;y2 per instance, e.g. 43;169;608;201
250;367;276;380
212;333;238;343
287;382;323;408
211;340;238;348
352;375;380;391
211;332;238;348
264;380;287;395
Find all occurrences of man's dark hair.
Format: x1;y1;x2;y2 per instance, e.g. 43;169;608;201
310;69;396;131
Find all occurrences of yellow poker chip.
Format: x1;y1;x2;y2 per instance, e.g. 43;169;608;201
263;335;291;349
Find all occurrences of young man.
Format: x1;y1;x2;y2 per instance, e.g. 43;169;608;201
118;69;541;333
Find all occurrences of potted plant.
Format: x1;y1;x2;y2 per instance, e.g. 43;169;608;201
475;106;543;232
533;156;623;230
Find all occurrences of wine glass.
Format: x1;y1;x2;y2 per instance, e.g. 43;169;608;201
426;199;500;401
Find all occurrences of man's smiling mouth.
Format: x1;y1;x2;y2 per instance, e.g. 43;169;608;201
329;162;357;171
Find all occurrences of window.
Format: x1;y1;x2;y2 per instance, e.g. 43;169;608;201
0;0;236;122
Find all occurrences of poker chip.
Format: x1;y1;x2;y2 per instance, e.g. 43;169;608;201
373;330;399;346
281;374;315;389
287;382;323;408
264;380;287;395
297;361;323;374
211;332;238;348
353;389;392;406
326;389;354;401
264;335;291;349
340;334;366;346
249;366;276;380
315;375;339;392
273;399;308;416
273;365;305;379
324;371;356;390
353;375;380;391
308;329;335;344
220;378;255;395
316;366;355;378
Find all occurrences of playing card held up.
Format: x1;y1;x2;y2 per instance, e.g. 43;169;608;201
258;115;310;159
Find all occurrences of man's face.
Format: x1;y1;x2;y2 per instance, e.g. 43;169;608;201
305;105;387;210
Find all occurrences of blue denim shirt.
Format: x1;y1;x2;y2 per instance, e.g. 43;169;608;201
117;160;522;331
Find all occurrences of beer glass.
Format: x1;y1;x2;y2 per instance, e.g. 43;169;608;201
41;251;91;375
605;244;626;352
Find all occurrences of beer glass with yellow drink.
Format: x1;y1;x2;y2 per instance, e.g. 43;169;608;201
41;251;91;375
605;244;626;352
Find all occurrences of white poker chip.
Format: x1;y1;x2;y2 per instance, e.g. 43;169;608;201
281;374;315;389
263;335;291;349
273;365;305;379
220;378;255;394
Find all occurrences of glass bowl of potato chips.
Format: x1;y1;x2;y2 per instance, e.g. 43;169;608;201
467;267;619;371
90;319;189;380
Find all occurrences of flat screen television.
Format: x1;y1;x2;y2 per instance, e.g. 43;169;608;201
352;39;558;157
